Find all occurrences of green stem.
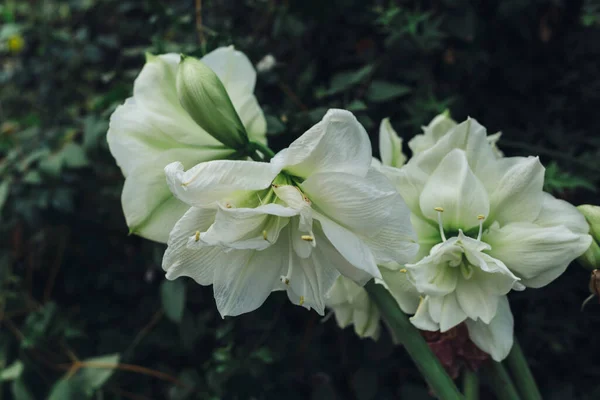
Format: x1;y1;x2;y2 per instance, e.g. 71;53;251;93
483;362;521;400
364;281;464;400
462;369;479;400
505;341;542;400
250;141;276;161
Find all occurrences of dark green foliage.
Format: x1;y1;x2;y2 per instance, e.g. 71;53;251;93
1;0;600;398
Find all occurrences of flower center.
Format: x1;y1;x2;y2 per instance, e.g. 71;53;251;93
434;207;486;243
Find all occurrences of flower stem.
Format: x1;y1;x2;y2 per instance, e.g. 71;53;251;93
250;141;276;161
462;369;479;400
364;281;464;400
505;341;542;400
483;361;521;400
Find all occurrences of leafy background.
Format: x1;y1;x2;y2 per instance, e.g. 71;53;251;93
1;0;600;399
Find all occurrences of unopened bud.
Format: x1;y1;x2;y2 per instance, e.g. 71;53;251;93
577;205;600;270
176;55;249;150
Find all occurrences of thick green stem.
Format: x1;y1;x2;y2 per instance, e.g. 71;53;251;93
505;341;542;400
364;281;464;400
250;140;276;161
483;362;521;400
462;370;479;400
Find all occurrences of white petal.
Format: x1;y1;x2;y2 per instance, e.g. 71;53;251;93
271;109;372;178
420;149;490;231
408;118;496;182
466;296;514;361
377;268;420;314
406;255;459;297
302;170;417;265
201;46;267;144
487;156;545;225
284;228;341;314
438;294;468;332
408;112;457;155
423;295;468;332
128;54;224;146
408;214;441;262
200;204;294;250
162;207;219;284
534;192;589;234
316;215;381;280
410;297;439;331
455;276;500;324
121;149;229;243
212;244;287;317
484;222;592;288
379;118;406;167
165;160;278;207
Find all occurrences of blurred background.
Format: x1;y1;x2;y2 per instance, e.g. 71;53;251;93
1;0;600;399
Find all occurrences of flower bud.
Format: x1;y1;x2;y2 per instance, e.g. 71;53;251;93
176;55;249;150
577;205;600;270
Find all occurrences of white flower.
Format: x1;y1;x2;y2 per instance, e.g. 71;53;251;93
162;109;418;317
326;276;380;340
408;111;503;158
381;117;591;361
107;46;266;243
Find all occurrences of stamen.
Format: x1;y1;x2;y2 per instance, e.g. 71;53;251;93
476;215;485;241
194;231;200;242
299;296;305;306
435;207;447;242
225;202;232;209
301;235;314;242
400;268;407;273
280;276;290;285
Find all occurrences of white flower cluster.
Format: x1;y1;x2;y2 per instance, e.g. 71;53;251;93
107;46;592;362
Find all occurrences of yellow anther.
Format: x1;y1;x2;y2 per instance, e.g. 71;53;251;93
225;202;232;208
271;183;280;188
283;278;290;285
302;194;311;204
299;296;305;306
477;214;485;220
195;231;200;242
400;268;407;273
262;230;268;240
301;235;314;242
434;207;444;212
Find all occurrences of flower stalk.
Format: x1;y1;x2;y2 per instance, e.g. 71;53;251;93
483;362;521;400
505;341;542;400
364;281;464;400
462;369;479;400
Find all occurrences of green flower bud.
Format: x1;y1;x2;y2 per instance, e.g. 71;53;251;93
577;205;600;270
176;55;249;150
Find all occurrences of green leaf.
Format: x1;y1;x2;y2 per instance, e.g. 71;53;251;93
366;80;411;103
161;279;186;323
320;64;374;97
1;360;23;381
48;378;90;400
79;353;120;390
61;143;89;168
0;177;11;214
543;162;596;194
266;115;286;135
346;100;368;112
11;376;35;400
